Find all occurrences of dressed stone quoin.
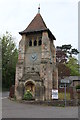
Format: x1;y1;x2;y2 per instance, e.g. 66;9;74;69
15;6;58;101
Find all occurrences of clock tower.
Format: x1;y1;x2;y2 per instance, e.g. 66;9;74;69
15;7;58;101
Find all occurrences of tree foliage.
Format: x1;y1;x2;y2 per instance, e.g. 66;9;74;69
56;44;79;64
1;32;18;89
56;44;79;77
58;63;70;77
66;57;80;76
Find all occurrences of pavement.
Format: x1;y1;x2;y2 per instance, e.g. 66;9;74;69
2;92;79;118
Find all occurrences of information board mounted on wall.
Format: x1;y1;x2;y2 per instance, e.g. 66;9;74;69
52;89;58;99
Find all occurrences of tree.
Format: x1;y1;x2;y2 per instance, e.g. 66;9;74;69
56;48;67;64
66;57;80;76
58;63;70;77
56;44;79;77
56;44;79;64
1;32;18;89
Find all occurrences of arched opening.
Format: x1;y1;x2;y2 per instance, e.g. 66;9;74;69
34;40;37;46
25;81;35;97
29;40;32;46
38;39;42;46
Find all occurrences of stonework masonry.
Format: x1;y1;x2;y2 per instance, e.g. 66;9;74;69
15;11;58;101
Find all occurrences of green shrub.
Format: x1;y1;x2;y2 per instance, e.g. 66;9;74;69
76;85;80;89
23;90;33;100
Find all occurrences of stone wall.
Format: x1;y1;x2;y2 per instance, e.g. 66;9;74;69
15;31;58;101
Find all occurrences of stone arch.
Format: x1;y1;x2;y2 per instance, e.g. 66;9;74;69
38;39;42;46
29;40;32;46
34;39;37;46
25;79;36;97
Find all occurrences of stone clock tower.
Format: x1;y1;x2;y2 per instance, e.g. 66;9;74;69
15;7;58;101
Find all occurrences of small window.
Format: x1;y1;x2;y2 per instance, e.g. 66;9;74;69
29;40;32;46
38;39;42;46
34;40;37;46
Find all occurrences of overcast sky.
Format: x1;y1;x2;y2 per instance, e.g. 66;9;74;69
0;0;79;51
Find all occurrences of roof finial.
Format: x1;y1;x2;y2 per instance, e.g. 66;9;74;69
38;4;40;13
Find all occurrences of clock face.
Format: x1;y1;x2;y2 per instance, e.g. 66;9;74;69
30;53;37;62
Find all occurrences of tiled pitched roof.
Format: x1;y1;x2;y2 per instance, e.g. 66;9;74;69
19;13;47;34
19;13;56;40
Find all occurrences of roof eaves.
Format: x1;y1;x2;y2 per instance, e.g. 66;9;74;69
19;28;56;40
48;29;56;40
19;28;48;35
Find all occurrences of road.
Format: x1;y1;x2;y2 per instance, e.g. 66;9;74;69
2;91;9;98
2;92;78;118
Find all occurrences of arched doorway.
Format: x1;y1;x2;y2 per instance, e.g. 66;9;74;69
25;80;35;97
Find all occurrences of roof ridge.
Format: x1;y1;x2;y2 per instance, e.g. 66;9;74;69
19;13;47;34
37;13;47;28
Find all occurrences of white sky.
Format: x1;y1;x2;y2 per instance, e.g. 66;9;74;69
0;0;79;50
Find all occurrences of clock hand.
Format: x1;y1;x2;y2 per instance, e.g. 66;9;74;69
32;55;35;58
32;54;36;58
